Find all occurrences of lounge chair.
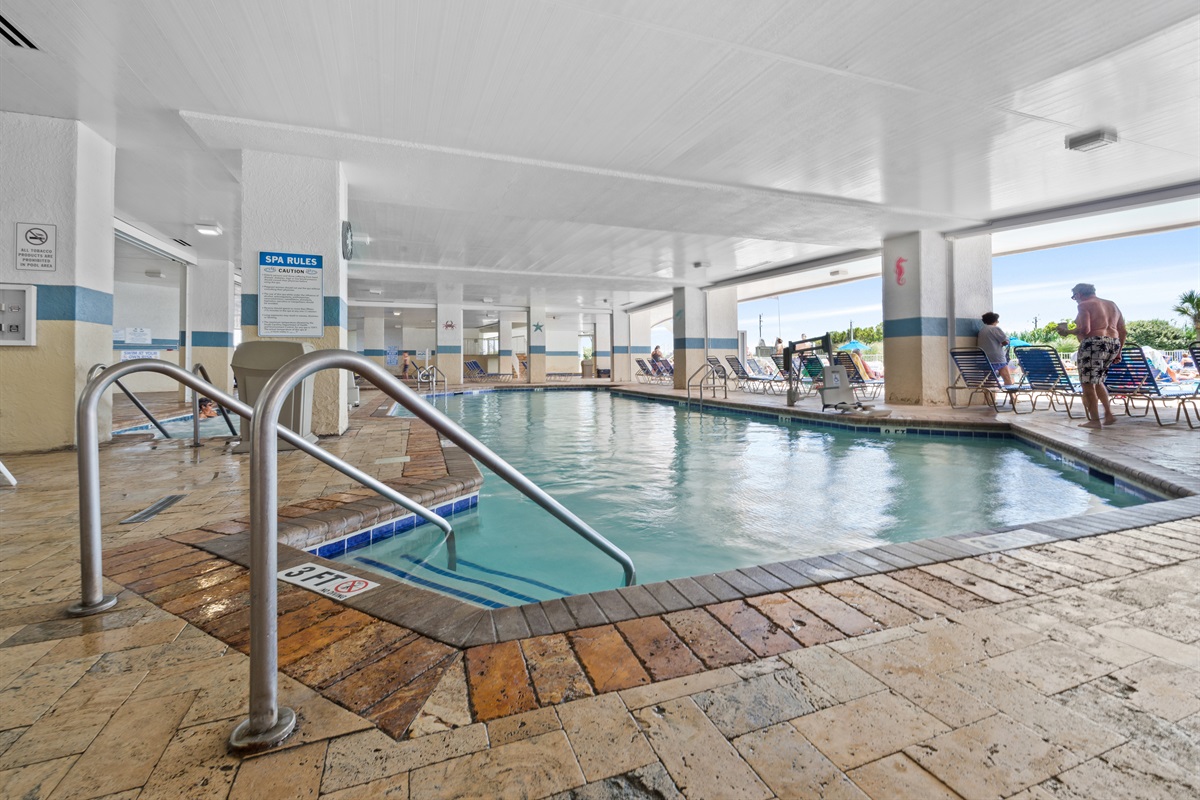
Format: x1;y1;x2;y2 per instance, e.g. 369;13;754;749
772;354;814;397
833;352;884;400
1103;344;1195;426
724;355;769;393
947;348;1026;411
465;359;511;382
1013;346;1084;417
1178;341;1200;428
706;356;730;384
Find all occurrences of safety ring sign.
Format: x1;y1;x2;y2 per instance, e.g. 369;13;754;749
278;562;380;600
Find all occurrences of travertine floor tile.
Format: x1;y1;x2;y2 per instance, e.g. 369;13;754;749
791;690;949;771
905;713;1078;800
693;669;835;738
486;706;560;747
1101;658;1200;722
1039;742;1200;800
846;753;963;800
556;693;655;782
779;646;886;703
633;697;771;800
138;719;241;800
735;721;869;799
0;755;76;800
544;762;683;800
408;730;584;800
983;639;1119;695
229;740;326;800
321;727;489;794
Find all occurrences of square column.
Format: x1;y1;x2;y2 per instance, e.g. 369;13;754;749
499;311;521;378
629;309;652;370
527;299;547;383
706;286;739;366
594;315;612;378
436;286;464;385
882;231;992;405
185;259;237;396
672;286;705;389
240;151;349;435
364;315;386;372
0;113;115;452
610;309;631;382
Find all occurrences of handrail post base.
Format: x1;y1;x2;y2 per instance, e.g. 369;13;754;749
228;707;296;755
67;595;118;617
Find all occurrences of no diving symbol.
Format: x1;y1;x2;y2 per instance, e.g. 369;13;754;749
335;579;369;594
24;228;48;246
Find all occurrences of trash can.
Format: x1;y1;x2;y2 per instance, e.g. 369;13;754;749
581;359;594;379
230;340;317;453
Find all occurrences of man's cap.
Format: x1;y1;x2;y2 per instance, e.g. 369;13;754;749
1071;283;1096;296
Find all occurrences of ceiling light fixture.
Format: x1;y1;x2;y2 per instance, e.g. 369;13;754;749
194;222;222;236
1065;127;1118;152
392;311;401;316
830;269;848;276
368;289;383;295
144;269;163;278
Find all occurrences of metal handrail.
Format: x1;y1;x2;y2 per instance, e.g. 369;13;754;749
71;359;456;623
191;363;238;445
417;364;447;394
686;363;727;408
235;350;636;750
88;363;172;439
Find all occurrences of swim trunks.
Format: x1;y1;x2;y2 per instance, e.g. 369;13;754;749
1077;336;1122;385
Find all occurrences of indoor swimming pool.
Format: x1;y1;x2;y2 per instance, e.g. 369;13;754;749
332;390;1152;605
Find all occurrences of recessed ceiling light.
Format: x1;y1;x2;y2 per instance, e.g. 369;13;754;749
144;269;163;278
1065;127;1118;152
394;324;403;328
482;297;494;303
392;311;401;316
830;269;848;276
368;289;383;295
194;223;222;236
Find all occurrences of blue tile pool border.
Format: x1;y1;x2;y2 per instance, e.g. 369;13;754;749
305;491;479;560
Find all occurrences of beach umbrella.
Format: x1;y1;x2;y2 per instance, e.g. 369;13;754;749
838;340;869;351
1009;336;1032;347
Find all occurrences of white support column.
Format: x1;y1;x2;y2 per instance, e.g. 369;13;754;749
240;150;349;435
610;309;631;382
177;263;192;401
188;259;237;396
594;314;612;378
499;311;520;378
706;286;739;367
629;309;652;373
528;297;547;383
436;285;464;384
672;286;705;389
0;112;115;452
364;315;386;372
882;231;991;405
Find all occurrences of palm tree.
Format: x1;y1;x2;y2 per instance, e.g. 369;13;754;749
1173;290;1200;335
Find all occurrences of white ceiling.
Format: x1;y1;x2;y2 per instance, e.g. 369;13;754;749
3;0;1198;325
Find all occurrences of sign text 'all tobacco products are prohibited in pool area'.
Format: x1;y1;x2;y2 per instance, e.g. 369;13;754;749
277;563;380;600
258;251;323;338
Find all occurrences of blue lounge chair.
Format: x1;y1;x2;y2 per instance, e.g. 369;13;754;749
724;355;772;393
1103;345;1195;426
947;348;1025;411
706;356;730;383
1013;346;1084;417
833;352;884;400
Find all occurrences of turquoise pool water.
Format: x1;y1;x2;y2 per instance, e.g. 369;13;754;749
334;391;1148;604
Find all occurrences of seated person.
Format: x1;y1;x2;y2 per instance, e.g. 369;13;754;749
651;345;666;363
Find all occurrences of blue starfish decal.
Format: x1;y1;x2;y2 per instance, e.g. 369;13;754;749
533;322;544;332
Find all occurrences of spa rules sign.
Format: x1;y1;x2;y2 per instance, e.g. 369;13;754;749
259;251;323;337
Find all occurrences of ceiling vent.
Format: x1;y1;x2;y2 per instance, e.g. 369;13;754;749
1065;128;1118;152
171;238;192;248
0;14;37;49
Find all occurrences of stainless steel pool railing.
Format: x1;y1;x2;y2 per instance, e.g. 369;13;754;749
190;363;239;446
237;350;636;750
71;359;456;622
416;364;447;394
87;363;172;439
686;362;727;408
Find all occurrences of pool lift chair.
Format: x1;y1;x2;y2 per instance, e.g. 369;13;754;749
832;351;885;400
819;363;891;417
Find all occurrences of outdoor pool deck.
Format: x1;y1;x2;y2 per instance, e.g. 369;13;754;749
1;383;1198;799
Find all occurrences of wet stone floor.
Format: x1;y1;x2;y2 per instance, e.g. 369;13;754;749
1;387;1198;799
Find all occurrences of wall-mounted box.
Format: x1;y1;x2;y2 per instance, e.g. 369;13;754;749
0;284;37;346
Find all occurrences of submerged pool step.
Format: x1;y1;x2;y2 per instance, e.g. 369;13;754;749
352;554;570;609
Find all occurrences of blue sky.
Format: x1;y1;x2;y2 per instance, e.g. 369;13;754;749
708;225;1199;347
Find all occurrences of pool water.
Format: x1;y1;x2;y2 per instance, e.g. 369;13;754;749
336;391;1148;605
116;413;239;439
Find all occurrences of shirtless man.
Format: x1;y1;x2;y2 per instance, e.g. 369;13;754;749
1058;283;1125;429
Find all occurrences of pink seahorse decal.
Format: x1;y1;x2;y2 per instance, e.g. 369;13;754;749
894;257;907;286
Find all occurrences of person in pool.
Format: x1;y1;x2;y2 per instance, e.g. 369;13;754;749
1058;282;1126;429
198;398;219;419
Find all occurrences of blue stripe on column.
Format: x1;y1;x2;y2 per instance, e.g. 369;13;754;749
241;293;258;326
499;349;512;356
192;331;233;347
612;345;629;354
113;339;179;350
547;350;578;356
594;350;610;357
363;349;386;356
438;345;462;354
631;345;651;354
35;285;113;324
674;337;705;349
955;318;984;337
707;338;739;349
530;345;546;354
884;317;948;338
323;297;348;328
